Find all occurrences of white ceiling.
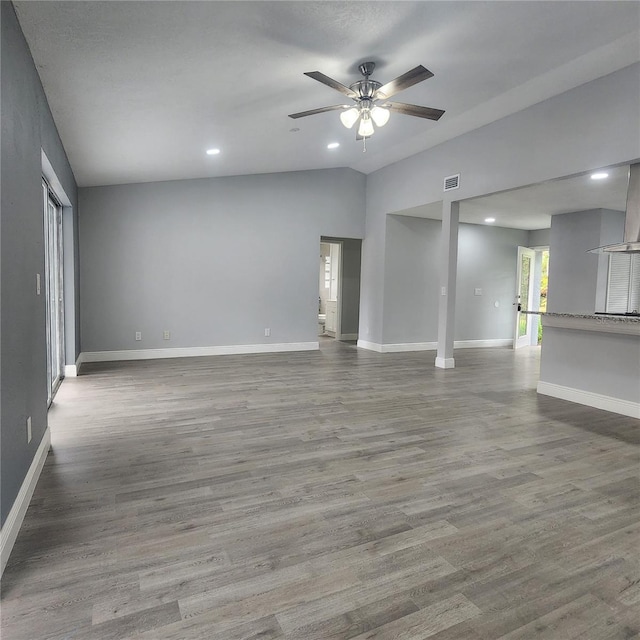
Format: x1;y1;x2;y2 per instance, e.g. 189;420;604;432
13;1;640;188
396;164;630;230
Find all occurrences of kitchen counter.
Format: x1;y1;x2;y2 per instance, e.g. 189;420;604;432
522;311;640;336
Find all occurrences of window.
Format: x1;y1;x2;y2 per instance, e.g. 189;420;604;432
606;253;640;314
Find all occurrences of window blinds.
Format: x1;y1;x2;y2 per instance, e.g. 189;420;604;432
606;254;640;313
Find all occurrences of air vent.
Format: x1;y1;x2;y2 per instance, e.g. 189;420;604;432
443;174;460;192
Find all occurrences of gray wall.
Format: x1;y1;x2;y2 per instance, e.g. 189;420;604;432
547;209;624;314
382;215;440;344
360;63;640;345
79;170;365;351
540;328;640;404
528;228;550;247
455;224;529;341
1;2;78;525
339;239;361;337
381;216;528;345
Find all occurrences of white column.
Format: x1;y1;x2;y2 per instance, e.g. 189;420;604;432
436;200;459;369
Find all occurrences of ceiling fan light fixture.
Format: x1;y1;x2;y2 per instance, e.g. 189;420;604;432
371;106;390;127
357;115;374;138
339;107;360;129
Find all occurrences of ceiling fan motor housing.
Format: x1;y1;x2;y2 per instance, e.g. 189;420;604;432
350;81;382;101
352;62;384;102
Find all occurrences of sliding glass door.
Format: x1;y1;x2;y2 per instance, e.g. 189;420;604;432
43;179;65;403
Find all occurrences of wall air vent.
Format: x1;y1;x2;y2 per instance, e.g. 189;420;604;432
443;174;460;192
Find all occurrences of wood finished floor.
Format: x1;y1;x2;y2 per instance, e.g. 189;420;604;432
2;339;639;640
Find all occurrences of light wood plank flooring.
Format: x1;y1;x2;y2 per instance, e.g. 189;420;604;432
2;340;639;639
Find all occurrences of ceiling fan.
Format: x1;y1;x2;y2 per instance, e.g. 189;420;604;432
288;61;445;143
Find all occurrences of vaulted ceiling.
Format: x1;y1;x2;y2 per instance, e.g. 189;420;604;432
14;1;640;191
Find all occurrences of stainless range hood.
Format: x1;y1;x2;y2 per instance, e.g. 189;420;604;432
590;163;640;254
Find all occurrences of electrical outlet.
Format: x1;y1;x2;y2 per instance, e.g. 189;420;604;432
135;331;142;341
27;416;32;443
163;330;170;340
441;287;446;296
474;288;483;296
264;328;271;337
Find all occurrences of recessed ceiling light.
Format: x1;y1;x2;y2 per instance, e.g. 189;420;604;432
206;148;221;156
590;172;608;180
327;142;340;149
485;217;496;223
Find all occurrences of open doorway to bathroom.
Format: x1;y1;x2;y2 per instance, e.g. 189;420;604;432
319;241;340;339
318;237;361;344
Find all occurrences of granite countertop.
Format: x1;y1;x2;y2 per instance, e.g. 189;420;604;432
522;311;640;323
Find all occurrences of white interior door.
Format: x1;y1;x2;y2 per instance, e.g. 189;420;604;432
513;246;535;349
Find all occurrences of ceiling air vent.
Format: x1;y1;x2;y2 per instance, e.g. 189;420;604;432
443;174;460;192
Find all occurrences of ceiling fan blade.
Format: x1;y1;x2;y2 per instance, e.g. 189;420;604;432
387;102;445;121
304;71;358;99
288;105;347;119
375;65;434;99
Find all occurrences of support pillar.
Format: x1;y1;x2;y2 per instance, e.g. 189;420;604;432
435;200;459;369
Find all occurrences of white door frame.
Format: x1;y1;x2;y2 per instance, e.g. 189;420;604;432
329;241;342;340
513;246;536;349
334;241;343;340
43;178;65;402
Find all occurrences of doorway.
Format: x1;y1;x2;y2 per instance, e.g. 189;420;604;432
318;241;340;338
318;237;362;343
43;178;65;403
513;246;535;349
513;245;549;349
536;249;549;343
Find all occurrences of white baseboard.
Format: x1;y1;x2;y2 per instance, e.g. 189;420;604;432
382;342;438;353
454;339;512;349
81;342;319;363
356;340;384;352
64;354;84;377
357;341;437;353
357;339;510;354
537;381;640;419
1;428;51;576
435;357;456;369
